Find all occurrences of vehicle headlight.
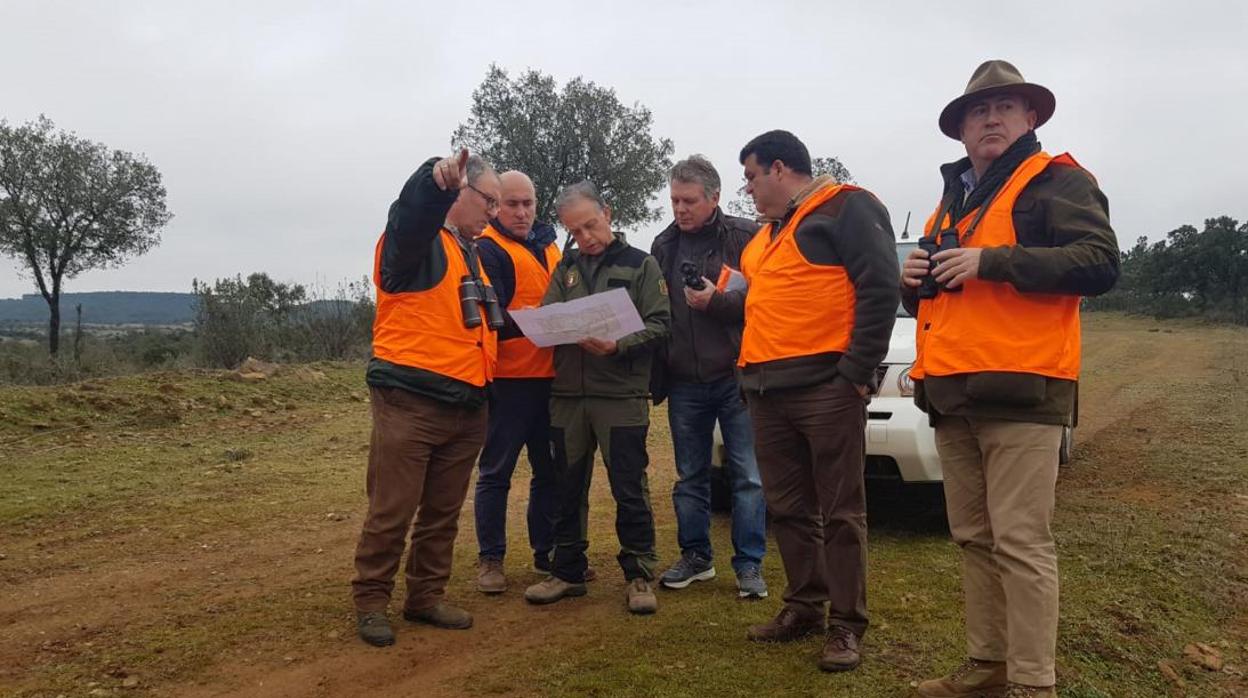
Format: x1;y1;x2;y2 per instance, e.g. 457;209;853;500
897;364;915;397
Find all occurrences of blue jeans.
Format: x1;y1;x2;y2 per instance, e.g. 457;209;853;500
667;377;766;573
474;378;556;563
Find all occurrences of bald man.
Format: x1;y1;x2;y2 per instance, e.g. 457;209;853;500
472;171;568;594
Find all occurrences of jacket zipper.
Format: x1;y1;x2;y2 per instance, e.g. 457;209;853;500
579;242;618;397
692;245;718;384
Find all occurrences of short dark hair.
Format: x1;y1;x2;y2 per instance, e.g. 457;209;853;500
738;130;812;176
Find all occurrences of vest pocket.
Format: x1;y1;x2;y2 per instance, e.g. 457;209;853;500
965;371;1046;406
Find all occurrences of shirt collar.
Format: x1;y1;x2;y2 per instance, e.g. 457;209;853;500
959;167;978;193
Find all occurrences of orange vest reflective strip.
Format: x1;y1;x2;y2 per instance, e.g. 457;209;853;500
738;183;859;367
912;151;1084;381
371;229;497;386
479;225;561;378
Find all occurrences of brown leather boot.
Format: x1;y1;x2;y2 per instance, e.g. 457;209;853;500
818;625;861;672
746;606;824;642
625;578;657;615
402;602;473;630
477;558;507;594
524;575;587;605
916;658;1008;697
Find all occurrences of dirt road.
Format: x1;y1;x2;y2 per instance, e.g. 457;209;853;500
1;313;1244;697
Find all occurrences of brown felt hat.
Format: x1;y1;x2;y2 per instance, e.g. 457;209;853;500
939;60;1056;139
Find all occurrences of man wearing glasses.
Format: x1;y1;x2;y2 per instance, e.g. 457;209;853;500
352;150;503;647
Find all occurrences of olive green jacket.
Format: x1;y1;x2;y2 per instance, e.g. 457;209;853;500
542;233;671;399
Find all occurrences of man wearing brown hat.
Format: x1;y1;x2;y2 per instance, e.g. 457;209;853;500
902;61;1119;697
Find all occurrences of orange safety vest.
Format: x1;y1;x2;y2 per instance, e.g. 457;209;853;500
479;225;561;378
738;183;859;367
371;229;497;387
912;151;1084;381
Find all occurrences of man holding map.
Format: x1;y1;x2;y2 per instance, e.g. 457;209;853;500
522;181;671;615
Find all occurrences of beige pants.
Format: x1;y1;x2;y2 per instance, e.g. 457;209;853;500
936;417;1062;687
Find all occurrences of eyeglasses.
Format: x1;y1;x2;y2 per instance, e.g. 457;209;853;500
466;182;499;212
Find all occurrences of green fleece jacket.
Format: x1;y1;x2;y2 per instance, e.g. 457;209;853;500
542;233;671;398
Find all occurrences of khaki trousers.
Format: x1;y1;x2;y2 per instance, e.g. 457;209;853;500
351;387;487;613
935;416;1062;687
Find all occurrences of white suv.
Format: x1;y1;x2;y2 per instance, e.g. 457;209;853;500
865;241;942;485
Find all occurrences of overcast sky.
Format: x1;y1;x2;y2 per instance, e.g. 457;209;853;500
2;0;1245;299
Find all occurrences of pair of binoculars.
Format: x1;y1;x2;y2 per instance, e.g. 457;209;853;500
458;275;505;330
679;260;706;290
917;228;963;300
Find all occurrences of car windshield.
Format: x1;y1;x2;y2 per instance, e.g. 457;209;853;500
896;241;917;318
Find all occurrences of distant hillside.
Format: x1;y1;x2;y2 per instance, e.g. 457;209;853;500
0;292;196;325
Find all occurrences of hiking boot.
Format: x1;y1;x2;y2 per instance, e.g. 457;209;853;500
402;602;473;630
736;565;769;599
524;576;587;605
626;578;657;615
916;658;1008;697
746;606;823;642
818;625;862;672
477;558;507;594
1003;684;1056;698
356;610;394;647
659;552;715;589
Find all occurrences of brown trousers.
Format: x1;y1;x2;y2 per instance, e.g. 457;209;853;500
936;416;1062;687
747;378;869;636
351;386;487;613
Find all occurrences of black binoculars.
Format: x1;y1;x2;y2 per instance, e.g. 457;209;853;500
458;275;505;330
679;260;706;290
918;228;963;299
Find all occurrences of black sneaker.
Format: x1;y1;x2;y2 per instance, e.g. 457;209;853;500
659;552;716;589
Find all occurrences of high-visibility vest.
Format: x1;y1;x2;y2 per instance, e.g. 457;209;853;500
479;225;561;378
371;229;497;387
738;183;859;366
912;151;1085;381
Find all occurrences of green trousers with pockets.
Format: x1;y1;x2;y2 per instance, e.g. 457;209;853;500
548;396;658;582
